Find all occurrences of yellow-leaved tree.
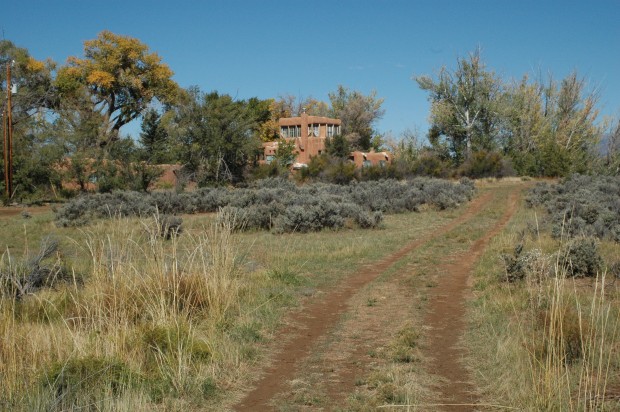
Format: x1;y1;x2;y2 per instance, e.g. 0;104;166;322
56;31;179;147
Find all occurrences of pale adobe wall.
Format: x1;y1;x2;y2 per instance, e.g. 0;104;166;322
296;137;326;164
350;151;392;168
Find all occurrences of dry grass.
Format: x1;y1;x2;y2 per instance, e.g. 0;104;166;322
1;199;453;410
467;201;620;410
0;210;250;410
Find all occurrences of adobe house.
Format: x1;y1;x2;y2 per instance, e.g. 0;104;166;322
348;150;391;168
260;110;391;169
259;110;341;167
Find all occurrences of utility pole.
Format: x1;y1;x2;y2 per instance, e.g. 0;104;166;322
2;106;7;198
3;63;13;199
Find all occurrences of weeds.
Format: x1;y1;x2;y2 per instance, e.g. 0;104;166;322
0;210;246;409
470;188;620;411
0;236;74;298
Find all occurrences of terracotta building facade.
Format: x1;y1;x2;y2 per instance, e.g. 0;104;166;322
260;111;390;169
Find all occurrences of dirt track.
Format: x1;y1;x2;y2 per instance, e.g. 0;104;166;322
0;205;50;218
234;184;520;411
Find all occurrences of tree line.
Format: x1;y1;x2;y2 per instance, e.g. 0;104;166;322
412;49;619;178
0;31;388;201
0;34;618;202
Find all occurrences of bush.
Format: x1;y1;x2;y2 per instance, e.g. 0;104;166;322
558;237;603;278
526;175;620;242
409;152;452;178
501;243;550;282
55;177;476;233
0;236;74;298
43;356;138;405
158;215;183;239
458;151;515;178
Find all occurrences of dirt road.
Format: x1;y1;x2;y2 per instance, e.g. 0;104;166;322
234;184;520;411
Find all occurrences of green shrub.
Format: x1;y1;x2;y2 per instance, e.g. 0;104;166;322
142;324;211;361
42;356;138;405
558;237;603;278
458;151;515;178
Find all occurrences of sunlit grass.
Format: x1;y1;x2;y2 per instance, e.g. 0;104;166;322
467;197;620;410
0;196;457;410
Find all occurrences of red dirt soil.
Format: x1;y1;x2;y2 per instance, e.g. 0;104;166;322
422;188;519;411
234;191;499;411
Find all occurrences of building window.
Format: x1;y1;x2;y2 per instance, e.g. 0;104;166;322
329;124;341;137
308;124;320;137
363;160;372;168
281;125;301;138
379;160;386;168
280;126;301;139
266;155;275;164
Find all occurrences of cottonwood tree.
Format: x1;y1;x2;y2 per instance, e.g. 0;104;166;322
604;118;620;174
502;72;602;176
274;95;330;118
551;72;601;171
328;85;384;151
55;31;179;148
501;75;549;174
415;49;503;165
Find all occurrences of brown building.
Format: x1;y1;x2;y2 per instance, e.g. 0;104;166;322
260;111;340;166
261;111;390;169
348;150;391;168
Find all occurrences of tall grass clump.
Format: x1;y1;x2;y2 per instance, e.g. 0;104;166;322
522;264;618;410
0;209;251;410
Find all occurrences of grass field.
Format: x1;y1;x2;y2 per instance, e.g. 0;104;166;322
1;178;618;411
0;191;457;411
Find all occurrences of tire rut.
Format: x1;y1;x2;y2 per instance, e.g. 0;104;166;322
234;191;496;411
421;186;520;411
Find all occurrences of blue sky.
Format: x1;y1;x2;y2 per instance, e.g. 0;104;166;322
3;0;619;140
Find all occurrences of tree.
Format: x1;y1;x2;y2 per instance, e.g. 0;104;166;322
603;118;620;175
328;85;384;151
415;49;503;165
326;134;351;159
1;40;57;117
386;129;420;165
139;108;173;163
274;95;330;118
274;138;297;166
1;40;62;200
55;31;179;147
501;75;549;175
169;88;261;185
501;72;602;176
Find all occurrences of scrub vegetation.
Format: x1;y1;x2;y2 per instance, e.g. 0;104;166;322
0;181;466;411
466;177;620;411
54;177;475;232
